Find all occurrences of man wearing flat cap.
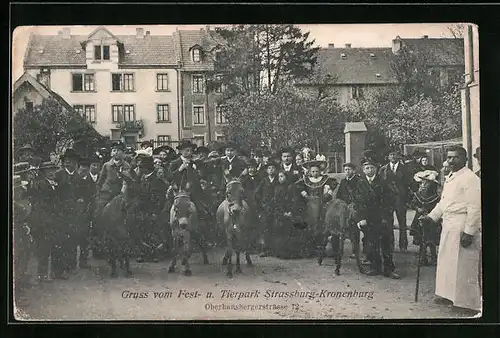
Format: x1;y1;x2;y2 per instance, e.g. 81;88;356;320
353;156;400;279
379;149;412;252
95;141;131;217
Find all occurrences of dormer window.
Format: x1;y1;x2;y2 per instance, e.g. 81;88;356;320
94;44;110;61
192;48;202;63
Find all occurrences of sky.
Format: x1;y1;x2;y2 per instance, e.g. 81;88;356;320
12;23;462;83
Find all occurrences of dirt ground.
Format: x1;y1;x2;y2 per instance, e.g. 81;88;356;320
13;211;478;321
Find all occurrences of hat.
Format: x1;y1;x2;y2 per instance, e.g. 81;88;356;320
141;141;153;148
388;148;401;155
153;145;175;155
125;146;136;155
16;145;36;156
414;170;440;184
195;146;210;155
246;158;257;167
136;149;152;158
223;142;238;151
208;150;220;159
473;146;480;159
13;162;31;174
303;160;327;171
254;149;263;157
361;157;378;167
111;141;126;150
412;149;426;159
60;148;80;161
262;150;272;157
39;161;58;170
13;175;28;188
89;155;101;164
137;155;154;167
79;157;91;166
265;161;278;169
343;162;356;169
176;140;197;151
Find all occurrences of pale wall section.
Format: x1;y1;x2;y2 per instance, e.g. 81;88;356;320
28;68;179;142
461;24;480;172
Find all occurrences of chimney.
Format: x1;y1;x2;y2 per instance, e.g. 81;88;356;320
422;35;429;39
328;43;335;48
62;27;70;39
345;43;351;48
206;25;211;32
145;30;150;38
392;36;402;54
136;28;144;38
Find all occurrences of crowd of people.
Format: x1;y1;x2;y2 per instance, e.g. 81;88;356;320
13;139;482;313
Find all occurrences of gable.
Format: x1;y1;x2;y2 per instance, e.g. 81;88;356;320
86;27;122;44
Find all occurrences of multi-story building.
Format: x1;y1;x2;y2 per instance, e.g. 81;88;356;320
296;36;464;105
174;28;227;146
21;26;229;149
23;27;181;148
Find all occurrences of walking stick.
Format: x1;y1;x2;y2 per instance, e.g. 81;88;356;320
414;219;426;302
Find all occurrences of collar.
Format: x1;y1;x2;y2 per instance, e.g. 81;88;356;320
90;172;98;181
111;158;123;165
268;176;275;182
366;175;375;183
227;156;235;163
65;167;75;176
180;156;191;162
143;171;154;180
309;176;323;183
346;174;355;181
283;163;292;170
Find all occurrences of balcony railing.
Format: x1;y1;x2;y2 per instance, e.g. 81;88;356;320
115;119;144;133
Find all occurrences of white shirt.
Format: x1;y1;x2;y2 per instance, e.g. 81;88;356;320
366;175;375;184
268;176;275;183
428;166;481;235
227;156;235;163
90;173;98;182
390;162;399;172
283;163;292;171
65;168;75;176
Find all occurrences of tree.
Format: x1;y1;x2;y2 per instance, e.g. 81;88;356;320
13;97;106;158
215;24;319;95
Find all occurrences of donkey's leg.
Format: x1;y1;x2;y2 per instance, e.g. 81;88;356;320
235;251;242;274
245;252;253;267
226;234;234;278
182;231;192;276
124;255;132;277
195;230;209;265
334;234;342;276
168;235;178;273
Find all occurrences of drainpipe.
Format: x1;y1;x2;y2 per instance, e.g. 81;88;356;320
176;68;182;142
463;24;475;170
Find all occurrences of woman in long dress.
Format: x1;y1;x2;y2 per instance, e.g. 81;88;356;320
296;158;338;257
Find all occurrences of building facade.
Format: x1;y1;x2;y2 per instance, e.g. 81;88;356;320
23;27;181;148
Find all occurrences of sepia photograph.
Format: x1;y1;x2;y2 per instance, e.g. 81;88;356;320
11;23;481;321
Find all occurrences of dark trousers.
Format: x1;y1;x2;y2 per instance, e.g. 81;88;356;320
260;209;275;252
52;232;75;275
364;220;395;273
393;196;408;249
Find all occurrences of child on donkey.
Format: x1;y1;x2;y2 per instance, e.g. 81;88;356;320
409;170;442;266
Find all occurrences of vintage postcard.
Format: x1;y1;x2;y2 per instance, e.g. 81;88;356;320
11;23;481;321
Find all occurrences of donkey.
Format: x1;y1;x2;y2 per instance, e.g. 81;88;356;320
216;180;252;278
168;191;209;276
317;197;354;275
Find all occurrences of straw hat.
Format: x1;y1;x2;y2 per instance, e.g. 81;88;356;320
414;170;440;184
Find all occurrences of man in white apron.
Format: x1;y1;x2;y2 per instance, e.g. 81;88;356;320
421;146;481;314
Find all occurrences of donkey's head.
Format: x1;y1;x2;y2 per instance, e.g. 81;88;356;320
173;191;194;228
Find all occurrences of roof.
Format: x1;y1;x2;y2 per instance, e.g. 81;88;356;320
298;47;399;85
13;72;73;111
400;37;464;66
175;29;220;71
24;32;178;67
344;122;368;133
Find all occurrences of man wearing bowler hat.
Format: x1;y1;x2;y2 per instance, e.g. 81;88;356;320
29;161;59;281
379;148;412;252
53;148;86;277
95;141;131;217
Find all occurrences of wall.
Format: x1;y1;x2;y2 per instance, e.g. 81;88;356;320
28;67;179;142
180;71;225;143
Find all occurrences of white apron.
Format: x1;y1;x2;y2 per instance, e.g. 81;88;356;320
429;167;481;311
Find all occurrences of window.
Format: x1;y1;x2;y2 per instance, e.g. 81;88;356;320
192;48;201;62
157;135;171;145
214;74;224;93
192;75;204;93
447;68;461;85
72;73;95;92
25;101;33;111
94;45;110;61
193;135;205;146
112;73;135;91
193;105;205;125
73;104;96;123
215;105;228;124
216;134;226;143
112;104;135;123
156;73;169;91
351;86;363;99
157;104;171;122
